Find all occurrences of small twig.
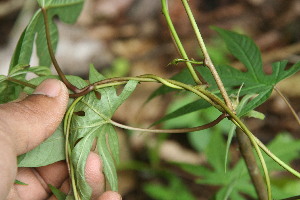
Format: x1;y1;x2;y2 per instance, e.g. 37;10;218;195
236;130;268;200
274;86;300;126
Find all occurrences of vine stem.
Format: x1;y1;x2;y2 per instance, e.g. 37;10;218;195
161;0;202;85
41;7;80;93
10;70;300;185
71;74;299;180
255;136;300;179
37;3;299;200
110;114;226;133
64;96;83;200
180;0;233;111
274;86;300;126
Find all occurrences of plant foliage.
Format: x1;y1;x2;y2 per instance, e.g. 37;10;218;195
151;27;300;123
0;0;299;199
68;65;138;196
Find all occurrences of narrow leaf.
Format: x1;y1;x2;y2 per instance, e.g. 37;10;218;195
49;184;67;200
15;180;28;185
97;127;118;191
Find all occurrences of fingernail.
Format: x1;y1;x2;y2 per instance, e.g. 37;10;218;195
33;79;63;97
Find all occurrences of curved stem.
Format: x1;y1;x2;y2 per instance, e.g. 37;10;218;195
60;70;300;200
41;8;79;93
64;97;83;200
255;136;300;179
69;76;182;98
110;114;226;133
138;74;220;109
161;0;202;85
274;86;300;126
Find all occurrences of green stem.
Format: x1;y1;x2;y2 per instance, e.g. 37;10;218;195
161;0;202;85
151;75;272;199
95;74;300;179
61;71;299;199
255;136;300;179
64;97;83;200
274;86;300;126
110;114;226;133
6;77;36;89
70;76;183;98
180;0;233;111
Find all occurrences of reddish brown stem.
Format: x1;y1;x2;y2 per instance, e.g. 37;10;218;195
41;8;79;93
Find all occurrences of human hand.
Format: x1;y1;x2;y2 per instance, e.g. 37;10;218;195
0;79;121;200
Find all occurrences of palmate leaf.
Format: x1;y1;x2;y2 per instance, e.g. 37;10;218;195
70;65;138;197
175;132;300;200
18;124;65;167
9;0;84;72
212;27;300;116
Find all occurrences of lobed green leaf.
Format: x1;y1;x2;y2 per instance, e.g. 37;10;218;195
17;125;65;167
9;0;84;72
152;27;300;123
69;65;138;196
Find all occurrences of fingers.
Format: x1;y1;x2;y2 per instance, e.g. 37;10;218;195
0;79;69;155
0;79;68;199
85;152;105;198
21;152;106;200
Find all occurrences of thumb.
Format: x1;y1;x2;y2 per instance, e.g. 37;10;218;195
0;79;69;155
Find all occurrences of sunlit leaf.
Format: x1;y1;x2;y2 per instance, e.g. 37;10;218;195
49;184;67;200
14;180;28;185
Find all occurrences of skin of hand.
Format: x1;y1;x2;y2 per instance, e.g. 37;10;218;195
0;79;121;200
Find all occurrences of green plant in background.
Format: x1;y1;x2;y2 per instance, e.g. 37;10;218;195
102;57;130;78
143;96;300;200
1;0;300;200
